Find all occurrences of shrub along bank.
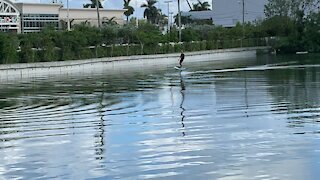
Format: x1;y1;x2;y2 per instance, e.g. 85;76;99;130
0;23;269;64
1;9;320;65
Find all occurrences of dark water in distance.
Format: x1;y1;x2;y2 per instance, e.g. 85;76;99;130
1;54;320;179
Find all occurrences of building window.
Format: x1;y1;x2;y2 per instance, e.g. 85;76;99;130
22;13;59;33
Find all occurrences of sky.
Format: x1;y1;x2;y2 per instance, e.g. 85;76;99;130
14;0;213;19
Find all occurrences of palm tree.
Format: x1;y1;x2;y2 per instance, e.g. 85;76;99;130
141;0;159;24
157;10;168;27
83;0;103;8
124;0;135;23
102;17;118;26
191;0;211;11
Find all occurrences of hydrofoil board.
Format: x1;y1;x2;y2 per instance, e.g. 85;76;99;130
174;66;185;70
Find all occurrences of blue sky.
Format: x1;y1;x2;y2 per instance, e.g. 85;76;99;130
16;0;213;19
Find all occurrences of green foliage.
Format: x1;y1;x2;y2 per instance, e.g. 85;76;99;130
302;12;320;52
118;25;136;44
264;0;290;18
102;17;118;26
174;15;213;26
101;25;118;45
261;16;294;36
191;0;211;11
181;28;200;42
83;0;103;8
135;23;162;45
263;0;320;53
141;0;160;24
164;27;179;42
124;0;135;22
39;28;59;62
0;33;19;64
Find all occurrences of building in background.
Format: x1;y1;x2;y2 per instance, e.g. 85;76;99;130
182;0;267;27
0;0;20;33
15;2;60;33
0;0;125;33
212;0;267;27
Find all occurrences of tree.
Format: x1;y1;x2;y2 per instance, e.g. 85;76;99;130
157;10;168;28
261;16;294;36
134;23;162;54
102;17;118;25
83;0;103;8
303;12;320;52
191;0;211;11
40;27;58;62
141;0;160;24
0;33;19;64
264;0;290;18
101;25;118;45
264;0;320;19
124;0;135;23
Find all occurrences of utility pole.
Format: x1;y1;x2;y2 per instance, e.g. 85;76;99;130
242;0;244;47
96;0;101;28
135;0;138;27
67;0;70;31
178;0;182;42
164;1;172;33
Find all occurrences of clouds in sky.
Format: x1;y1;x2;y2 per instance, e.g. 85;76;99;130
15;0;212;19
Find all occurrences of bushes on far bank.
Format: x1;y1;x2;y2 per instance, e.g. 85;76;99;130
0;23;269;64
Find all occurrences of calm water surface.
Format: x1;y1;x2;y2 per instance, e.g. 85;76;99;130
1;54;320;179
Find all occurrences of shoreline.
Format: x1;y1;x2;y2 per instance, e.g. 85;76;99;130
0;47;270;81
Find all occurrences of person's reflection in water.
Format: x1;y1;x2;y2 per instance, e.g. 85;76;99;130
179;71;186;136
95;90;106;161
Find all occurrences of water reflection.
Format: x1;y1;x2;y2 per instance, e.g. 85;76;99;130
95;90;105;161
1;55;320;179
179;72;186;137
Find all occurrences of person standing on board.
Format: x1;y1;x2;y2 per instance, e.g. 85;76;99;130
178;50;185;68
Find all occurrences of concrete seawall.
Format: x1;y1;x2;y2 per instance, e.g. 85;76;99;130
0;47;270;81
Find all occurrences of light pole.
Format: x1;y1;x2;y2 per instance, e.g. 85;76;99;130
242;0;244;47
164;1;172;33
135;0;138;27
238;0;245;47
177;0;182;42
242;0;244;25
170;12;173;28
67;0;70;31
96;0;101;28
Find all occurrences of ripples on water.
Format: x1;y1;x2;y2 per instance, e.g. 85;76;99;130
1;55;320;179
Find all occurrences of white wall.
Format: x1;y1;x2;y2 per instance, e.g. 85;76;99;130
16;3;61;14
59;8;125;25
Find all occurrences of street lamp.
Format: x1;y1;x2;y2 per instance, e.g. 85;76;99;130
177;0;181;42
170;12;173;28
164;0;172;33
238;0;245;47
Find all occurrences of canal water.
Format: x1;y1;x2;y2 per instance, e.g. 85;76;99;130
1;54;320;179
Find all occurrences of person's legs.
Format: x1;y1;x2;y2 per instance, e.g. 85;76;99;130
179;59;184;67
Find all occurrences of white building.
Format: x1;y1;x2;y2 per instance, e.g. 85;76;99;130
0;0;125;33
182;0;268;27
0;0;20;33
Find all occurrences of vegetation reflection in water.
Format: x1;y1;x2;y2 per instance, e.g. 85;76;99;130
1;54;320;179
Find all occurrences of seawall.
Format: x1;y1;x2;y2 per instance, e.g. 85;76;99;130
0;47;270;81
